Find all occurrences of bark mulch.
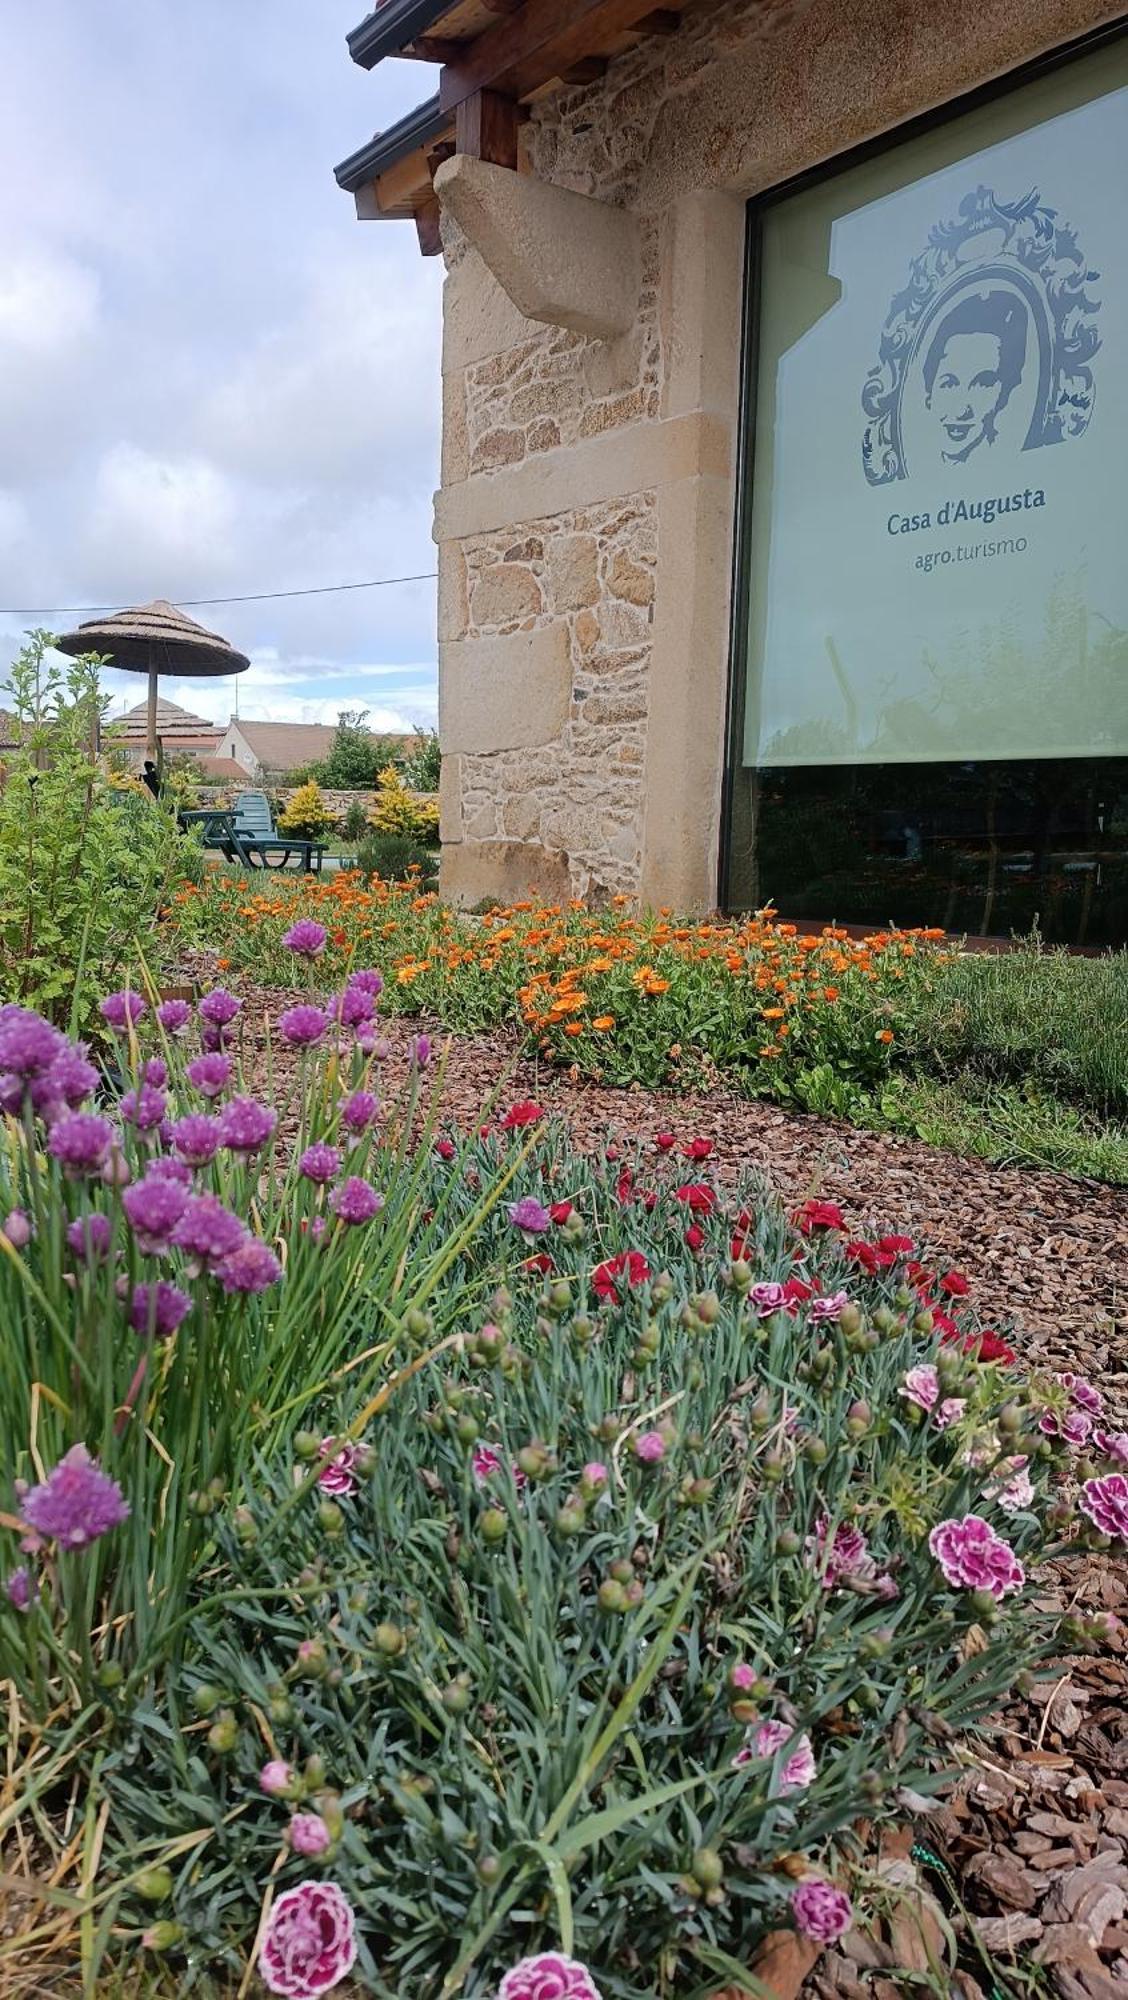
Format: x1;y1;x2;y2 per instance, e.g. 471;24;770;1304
173;963;1128;1997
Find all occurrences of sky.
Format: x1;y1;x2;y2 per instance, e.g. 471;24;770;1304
0;3;443;732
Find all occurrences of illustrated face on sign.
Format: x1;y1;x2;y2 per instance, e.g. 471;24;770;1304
922;290;1027;464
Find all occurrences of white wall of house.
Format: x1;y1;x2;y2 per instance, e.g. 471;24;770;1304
216;721;261;777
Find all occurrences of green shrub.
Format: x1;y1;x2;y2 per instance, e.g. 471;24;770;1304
0;985;1103;1992
357;830;438;883
341;797;370;846
276;779;334;841
400;727;441;793
368;763;440;842
0;632;188;1033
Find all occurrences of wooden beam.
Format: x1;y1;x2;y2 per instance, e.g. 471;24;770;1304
408;35;464;61
637;8;680;31
455;87;519;167
562;56;608;83
414;195;444;256
438;0;669;111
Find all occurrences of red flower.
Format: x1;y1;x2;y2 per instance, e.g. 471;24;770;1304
783;1276;814;1304
523;1252;554;1275
681;1137;713;1161
478;1123;492;1140
642;1190;658;1212
843;1239;893;1273
955;1329;1017;1366
500;1100;544;1130
675;1183;716;1214
933;1310;959;1340
434;1138;455;1161
548;1200;573;1225
331;929;347;947
939;1270;970;1297
797;1199;845;1234
730;1234;750;1262
592;1250;650;1301
685;1223;705;1251
877;1234;914;1255
654;1132;676;1152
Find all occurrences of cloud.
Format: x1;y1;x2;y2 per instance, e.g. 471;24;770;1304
0;2;443;718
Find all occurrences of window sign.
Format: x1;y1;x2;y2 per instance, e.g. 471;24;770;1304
743;43;1128;769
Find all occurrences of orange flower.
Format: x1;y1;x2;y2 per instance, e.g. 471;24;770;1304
592;1014;615;1031
823;987;839;1003
876;1028;894;1044
563;1021;584;1037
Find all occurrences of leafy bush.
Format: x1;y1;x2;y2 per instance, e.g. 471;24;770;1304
369;764;440;843
400;728;441;793
357;830;439;883
0;633;189;1033
276;779;334;841
0;979;1115;1993
341;798;370;846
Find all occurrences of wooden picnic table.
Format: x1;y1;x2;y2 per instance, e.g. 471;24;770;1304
177;808;324;874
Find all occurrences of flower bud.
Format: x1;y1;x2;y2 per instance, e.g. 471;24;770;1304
650;1272;673;1305
608;1558;634;1584
478;1854;502;1885
597;1578;628;1614
207;1710;239;1753
570;1314;595;1348
516;1443;553;1481
454;1412;479;1447
691;1848;725;1891
748;1393;773;1434
317;1500;344;1536
872;1305;895;1333
190;1682;226;1717
480;1508;508;1545
913;1309;935;1335
595;1414;620;1443
845;1400;872;1439
141;1921;183;1952
555;1504;586;1537
775;1528;802;1557
970;1589;999;1619
804;1436;828;1466
838;1303;863;1337
295;1637;329;1678
402;1306;431;1341
547;1280;571;1314
293;1430;320;1461
96;1660;124;1691
304;1753;327;1787
374;1622;406;1658
441;1676;473;1715
136;1866;173;1902
761;1449;785;1486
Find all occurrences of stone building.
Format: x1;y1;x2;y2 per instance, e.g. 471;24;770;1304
335;0;1128;946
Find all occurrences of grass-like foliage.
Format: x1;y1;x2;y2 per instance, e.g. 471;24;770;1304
1;964;1121;1996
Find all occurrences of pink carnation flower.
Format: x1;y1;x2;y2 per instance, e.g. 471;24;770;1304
498;1953;604;2000
1094;1431;1128;1467
807;1515;874;1591
1079;1473;1128;1542
901;1364;939;1413
929;1513;1025;1598
471;1444;527;1491
791;1879;854;1943
1056;1370;1103;1415
317;1438;360;1497
634;1430;666;1464
260;1759;296;1797
809;1290;849;1320
289;1812;333;1857
752;1719;817;1792
1039;1408;1093;1448
983;1456;1034;1516
258;1879;357;1996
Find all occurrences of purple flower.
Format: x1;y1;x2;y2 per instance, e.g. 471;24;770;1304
634;1430;666;1464
1094;1431;1128;1467
1;1208;32;1249
339;1090;378;1135
217;1097;277;1153
1055;1369;1103;1415
507;1196;550;1235
347;968;383;997
282;919;328;958
1040;1408;1093;1448
1079;1473;1128;1541
317;1438;360;1496
156;998;192;1034
299;1143;342;1185
122;1173;190;1253
289;1813;332;1857
259;1759;296;1797
217;1236;283;1294
750;1281;789;1317
186;1052;233;1098
328;1177;383;1226
170;1113;223;1167
752;1720;817;1793
198;987;242;1028
410;1033;432;1067
130;1281;192;1339
120;1084;167;1131
20;1444;129;1549
44;1044;100;1110
258;1880;356;1997
171;1193;246;1270
47;1112;114;1176
791;1880;854;1944
99;991;147;1032
929;1513;1025;1598
5;1567;33;1611
142;1056;168;1088
148;1156;192;1186
329;986;374;1030
498;1955;603;2000
810;1290;850;1320
807;1515;875;1591
0;1008;66;1077
66;1212;113;1263
279;1005;329;1048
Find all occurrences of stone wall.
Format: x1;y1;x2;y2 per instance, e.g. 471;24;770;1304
436;0;1122;909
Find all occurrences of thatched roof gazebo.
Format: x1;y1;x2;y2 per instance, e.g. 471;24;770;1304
55;600;249;763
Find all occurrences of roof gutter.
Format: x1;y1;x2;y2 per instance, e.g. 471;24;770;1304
346;1;452;69
333;95;448;192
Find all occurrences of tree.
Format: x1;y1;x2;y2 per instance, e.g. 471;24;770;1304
316;710;381;790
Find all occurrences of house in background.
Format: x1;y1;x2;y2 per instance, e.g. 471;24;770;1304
216;719;341;779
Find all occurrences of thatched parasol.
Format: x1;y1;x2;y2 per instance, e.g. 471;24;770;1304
55;600;249;763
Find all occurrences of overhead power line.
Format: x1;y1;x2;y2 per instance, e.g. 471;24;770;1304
0;571;439;617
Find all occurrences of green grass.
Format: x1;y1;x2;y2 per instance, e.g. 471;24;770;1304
879;1072;1128;1183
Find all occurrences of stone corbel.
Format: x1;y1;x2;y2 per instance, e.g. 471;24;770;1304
433;154;640;341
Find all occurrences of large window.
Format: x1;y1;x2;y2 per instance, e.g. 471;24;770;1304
724;31;1128;945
